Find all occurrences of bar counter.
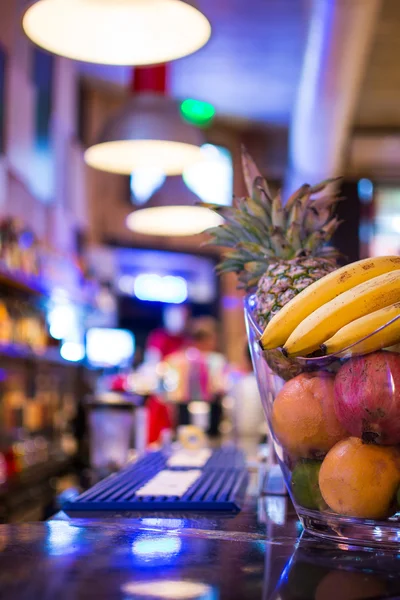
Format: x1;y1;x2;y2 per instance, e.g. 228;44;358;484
0;489;400;599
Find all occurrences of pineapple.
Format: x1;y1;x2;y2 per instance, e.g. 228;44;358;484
204;148;342;379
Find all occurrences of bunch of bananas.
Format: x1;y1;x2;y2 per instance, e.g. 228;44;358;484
260;255;400;358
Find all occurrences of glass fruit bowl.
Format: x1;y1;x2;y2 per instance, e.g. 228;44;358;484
245;295;400;549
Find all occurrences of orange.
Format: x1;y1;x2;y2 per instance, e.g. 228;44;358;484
319;437;400;519
316;571;386;600
271;372;346;458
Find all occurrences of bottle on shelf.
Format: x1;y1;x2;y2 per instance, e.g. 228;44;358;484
0;217;41;278
0;301;13;344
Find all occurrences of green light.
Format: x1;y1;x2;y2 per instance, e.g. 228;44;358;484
180;99;215;127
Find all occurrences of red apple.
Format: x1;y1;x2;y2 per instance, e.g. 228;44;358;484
334;351;400;444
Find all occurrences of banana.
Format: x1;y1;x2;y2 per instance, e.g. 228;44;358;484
321;302;400;356
260;255;400;350
283;270;400;357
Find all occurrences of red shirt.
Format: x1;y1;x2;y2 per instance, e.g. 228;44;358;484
145;329;189;443
146;329;188;359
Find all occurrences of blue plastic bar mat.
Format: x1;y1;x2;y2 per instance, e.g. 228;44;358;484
63;448;249;513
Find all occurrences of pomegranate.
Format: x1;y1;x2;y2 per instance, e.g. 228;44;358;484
334;351;400;445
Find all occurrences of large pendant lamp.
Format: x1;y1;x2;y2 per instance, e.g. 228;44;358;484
22;0;211;66
126;173;224;237
85;65;204;175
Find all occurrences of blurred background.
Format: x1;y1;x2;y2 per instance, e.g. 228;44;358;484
0;0;398;522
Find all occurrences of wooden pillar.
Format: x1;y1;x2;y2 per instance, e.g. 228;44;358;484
219;138;247;367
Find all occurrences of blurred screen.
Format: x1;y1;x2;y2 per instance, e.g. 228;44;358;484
370;186;400;256
182;144;233;207
86;328;135;368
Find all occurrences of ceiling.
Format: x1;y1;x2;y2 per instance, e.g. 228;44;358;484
78;0;400;180
354;0;400;129
79;0;311;126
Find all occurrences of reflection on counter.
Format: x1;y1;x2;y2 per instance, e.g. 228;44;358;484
271;534;400;600
122;580;217;599
45;520;81;556
131;533;182;564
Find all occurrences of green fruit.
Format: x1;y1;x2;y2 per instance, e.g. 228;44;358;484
291;460;326;511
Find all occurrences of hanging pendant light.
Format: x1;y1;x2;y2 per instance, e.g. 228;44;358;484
126;176;224;237
22;0;211;66
85;65;204;175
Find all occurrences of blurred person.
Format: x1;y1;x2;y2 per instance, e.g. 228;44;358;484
145;304;191;363
166;316;228;437
132;345;144;370
144;304;191;444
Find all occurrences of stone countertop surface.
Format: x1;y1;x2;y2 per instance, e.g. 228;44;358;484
0;490;399;598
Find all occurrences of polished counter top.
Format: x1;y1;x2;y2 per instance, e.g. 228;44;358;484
0;489;400;599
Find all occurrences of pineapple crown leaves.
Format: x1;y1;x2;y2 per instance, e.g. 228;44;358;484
202;148;343;290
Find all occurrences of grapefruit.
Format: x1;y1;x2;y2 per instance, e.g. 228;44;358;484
319;437;400;519
272;372;346;458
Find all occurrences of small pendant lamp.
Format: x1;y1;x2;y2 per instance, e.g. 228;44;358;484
84;65;204;175
22;0;211;66
126;173;224;237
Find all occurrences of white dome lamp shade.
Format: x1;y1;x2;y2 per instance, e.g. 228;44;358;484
22;0;211;66
85;93;205;175
126;176;224;236
85;64;205;176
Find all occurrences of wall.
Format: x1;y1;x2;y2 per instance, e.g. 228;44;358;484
0;1;250;363
0;0;87;256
